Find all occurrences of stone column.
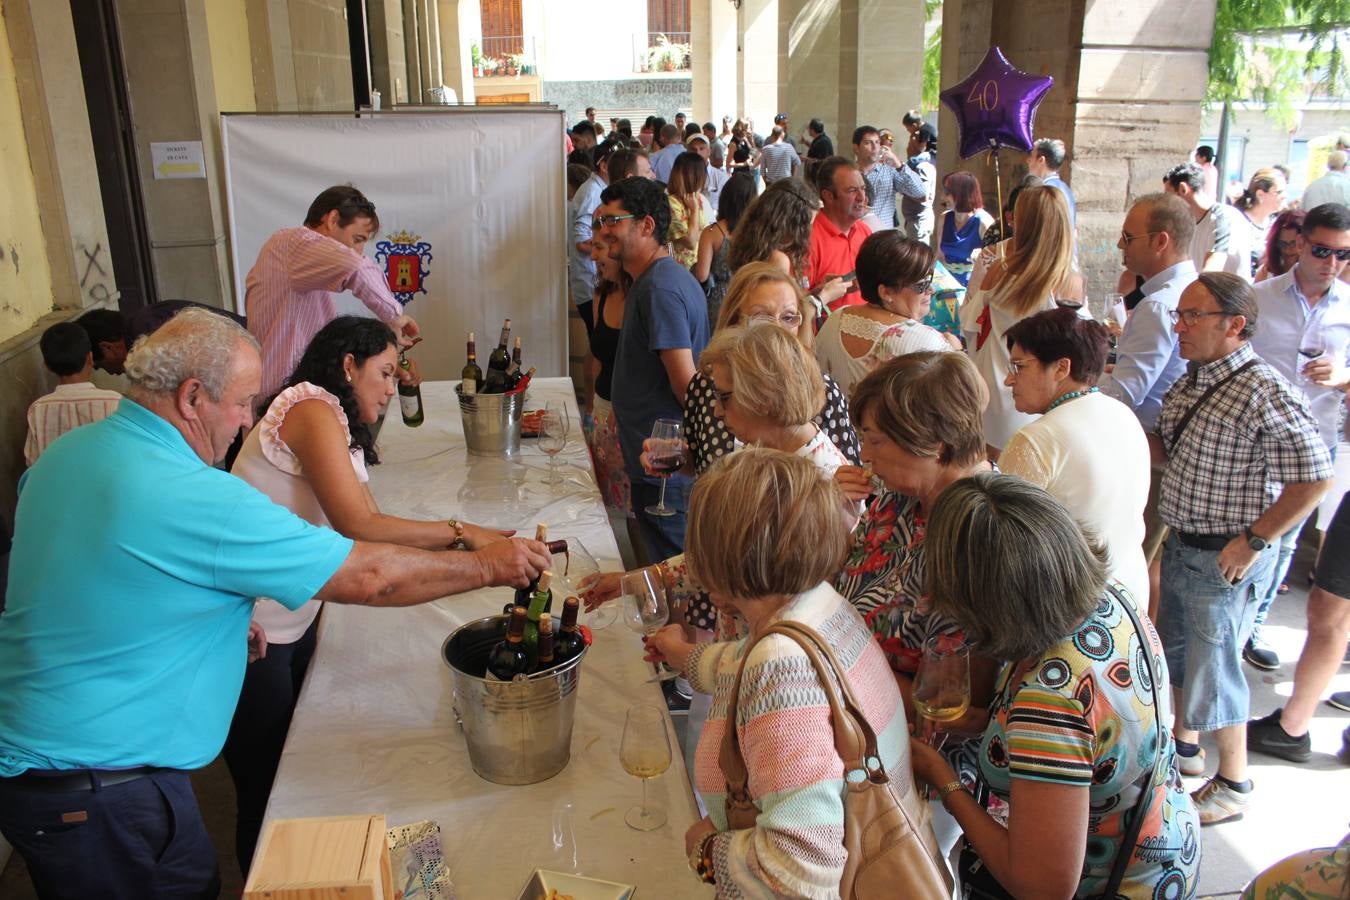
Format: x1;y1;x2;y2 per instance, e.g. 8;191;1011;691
854;0;924;136
937;0;1215;296
691;0;737;123
436;0;477;103
113;0;233;307
737;0;779;127
369;0;412;104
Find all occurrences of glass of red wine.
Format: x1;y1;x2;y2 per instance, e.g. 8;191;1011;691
644;418;684;518
1298;331;1326;385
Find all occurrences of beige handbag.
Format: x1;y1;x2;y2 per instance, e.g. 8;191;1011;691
719;620;953;900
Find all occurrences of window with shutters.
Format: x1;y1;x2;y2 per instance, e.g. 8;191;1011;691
480;0;523;59
647;0;690;46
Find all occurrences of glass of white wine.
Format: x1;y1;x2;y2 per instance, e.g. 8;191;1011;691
622;568;679;681
913;635;970;731
620;704;672;831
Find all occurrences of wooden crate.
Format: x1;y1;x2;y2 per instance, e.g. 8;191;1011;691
243;814;393;900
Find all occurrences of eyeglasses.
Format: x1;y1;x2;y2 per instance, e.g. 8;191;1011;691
1006;358;1039;376
1276;239;1298;252
909;274;935;295
746;311;804;328
594;213;637;229
1168;308;1232;326
712;386;733;406
1119;230;1158;244
1309;243;1350;261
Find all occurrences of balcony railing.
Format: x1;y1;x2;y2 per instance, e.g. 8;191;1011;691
474;36;537;76
634;32;691;73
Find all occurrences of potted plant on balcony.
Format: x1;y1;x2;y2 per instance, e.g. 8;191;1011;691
506;52;526;76
471;43;483;77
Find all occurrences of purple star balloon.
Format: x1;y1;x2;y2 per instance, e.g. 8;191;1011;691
940;46;1054;159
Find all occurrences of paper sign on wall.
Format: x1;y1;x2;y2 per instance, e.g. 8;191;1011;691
150;141;206;179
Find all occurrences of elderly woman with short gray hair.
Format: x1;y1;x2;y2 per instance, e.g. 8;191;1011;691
910;473;1200;900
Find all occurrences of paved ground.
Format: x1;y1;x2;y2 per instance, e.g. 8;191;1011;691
2;521;1345;899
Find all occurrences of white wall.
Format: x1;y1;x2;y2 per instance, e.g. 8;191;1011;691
521;0;648;82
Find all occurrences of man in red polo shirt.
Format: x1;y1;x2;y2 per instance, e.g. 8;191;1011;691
808;157;872;312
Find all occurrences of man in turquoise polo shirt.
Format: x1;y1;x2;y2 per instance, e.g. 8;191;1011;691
0;308;549;899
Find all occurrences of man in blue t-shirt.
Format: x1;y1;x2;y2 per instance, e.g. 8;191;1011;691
0;309;550;898
598;177;710;560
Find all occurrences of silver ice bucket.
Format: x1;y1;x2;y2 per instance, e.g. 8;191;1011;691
456;386;523;456
441;614;586;785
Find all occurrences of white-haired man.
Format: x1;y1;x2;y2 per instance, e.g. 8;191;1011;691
0;309;549;898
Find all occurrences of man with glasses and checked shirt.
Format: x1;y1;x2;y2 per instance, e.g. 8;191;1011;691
1151;272;1332;825
1243;202;1350;759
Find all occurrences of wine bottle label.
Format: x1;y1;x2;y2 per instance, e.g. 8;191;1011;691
461;377;477;396
400;395;421;418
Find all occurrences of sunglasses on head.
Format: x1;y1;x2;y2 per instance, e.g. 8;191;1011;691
1309;243;1350;261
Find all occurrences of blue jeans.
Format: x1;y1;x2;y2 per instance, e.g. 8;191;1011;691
1249;513;1311;641
630;476;690;563
1158;533;1277;731
0;770;220;899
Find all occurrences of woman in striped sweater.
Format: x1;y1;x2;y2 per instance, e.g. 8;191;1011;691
645;448;930;898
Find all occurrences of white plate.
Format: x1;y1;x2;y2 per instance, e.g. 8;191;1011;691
516;868;636;900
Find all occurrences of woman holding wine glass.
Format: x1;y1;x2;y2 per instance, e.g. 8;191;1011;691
910;474;1200;900
223;316;516;875
642;449;934;896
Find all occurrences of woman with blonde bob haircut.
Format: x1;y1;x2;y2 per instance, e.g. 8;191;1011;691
963;184;1083;456
644;449;926;897
682;262;859;479
910;473;1199;900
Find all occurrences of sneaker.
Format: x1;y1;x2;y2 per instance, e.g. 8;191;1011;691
1243;638;1280;671
1176;746;1207;777
1329;691;1350;712
1191;776;1250;825
1246;709;1312;763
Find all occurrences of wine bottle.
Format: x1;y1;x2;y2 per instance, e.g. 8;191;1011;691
505;336;523;390
534;613;556;673
514;525;554;612
397;352;424;427
485;606;530;681
484;318;512;392
522;570;554;664
555;596;584;664
461;331;483;396
509;367;536;395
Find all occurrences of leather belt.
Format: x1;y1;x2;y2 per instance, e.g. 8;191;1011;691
1176;531;1237;552
0;766;164;792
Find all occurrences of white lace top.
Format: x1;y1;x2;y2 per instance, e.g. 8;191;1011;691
814;307;952;397
230;383;368;644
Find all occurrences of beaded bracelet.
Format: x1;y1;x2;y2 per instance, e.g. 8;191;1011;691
689;831;716;884
447;518;467;550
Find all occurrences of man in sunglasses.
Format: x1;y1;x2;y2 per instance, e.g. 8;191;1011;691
1243;202;1350;757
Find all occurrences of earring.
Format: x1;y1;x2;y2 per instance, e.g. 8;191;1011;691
345;373;352;383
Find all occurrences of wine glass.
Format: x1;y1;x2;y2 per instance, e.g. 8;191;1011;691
619;704;672;831
539;401;569;484
1298;331;1326;385
644;418;685;517
622;568;680;681
1097;292;1124;325
912;635;971;735
557;539;617;629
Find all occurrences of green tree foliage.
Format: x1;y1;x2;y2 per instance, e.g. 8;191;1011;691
1209;0;1350;125
923;0;942;111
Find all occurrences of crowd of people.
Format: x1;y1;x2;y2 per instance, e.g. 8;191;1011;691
2;100;1348;898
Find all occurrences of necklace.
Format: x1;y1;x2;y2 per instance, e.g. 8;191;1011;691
1046;386;1098;413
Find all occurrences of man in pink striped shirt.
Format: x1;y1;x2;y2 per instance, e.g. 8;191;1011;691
25;322;123;467
245;185;420;398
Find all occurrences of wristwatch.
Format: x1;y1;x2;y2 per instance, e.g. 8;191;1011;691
1244;526;1269;552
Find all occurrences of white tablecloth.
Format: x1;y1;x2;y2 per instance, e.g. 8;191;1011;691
264;378;711;898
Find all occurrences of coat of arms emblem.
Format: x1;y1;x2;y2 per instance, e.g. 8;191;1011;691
374;230;433;306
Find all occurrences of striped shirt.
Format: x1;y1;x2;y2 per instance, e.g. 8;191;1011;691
1156;341;1333;534
24;383;123;466
245;227;403;398
758;141;800;183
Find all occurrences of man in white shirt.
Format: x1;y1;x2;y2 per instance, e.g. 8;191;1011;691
1099;192;1198;618
1301;150;1350;211
1164;162;1250;279
24;322;123;467
1242;202;1350;686
685;134;728;213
